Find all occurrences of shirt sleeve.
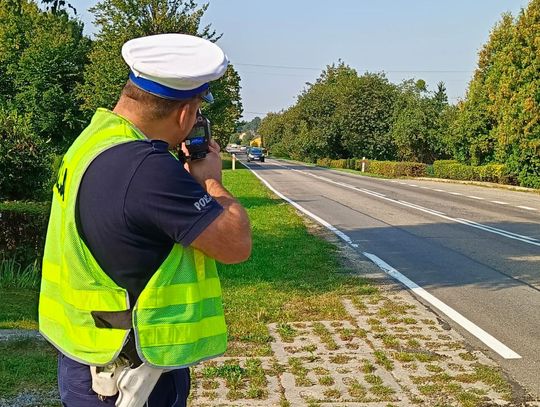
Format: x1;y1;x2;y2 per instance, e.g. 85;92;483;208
124;150;223;247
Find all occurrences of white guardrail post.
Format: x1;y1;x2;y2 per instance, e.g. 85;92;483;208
232;153;236;170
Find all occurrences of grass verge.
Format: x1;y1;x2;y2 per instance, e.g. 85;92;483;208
0;158;374;401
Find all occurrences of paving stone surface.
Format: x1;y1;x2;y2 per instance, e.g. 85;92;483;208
190;290;535;406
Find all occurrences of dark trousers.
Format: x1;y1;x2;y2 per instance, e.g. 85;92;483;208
58;353;190;407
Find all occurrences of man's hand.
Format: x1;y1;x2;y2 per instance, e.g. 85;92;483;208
183;139;252;264
184;140;222;187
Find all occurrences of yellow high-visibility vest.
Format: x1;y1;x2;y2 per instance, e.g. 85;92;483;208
39;109;227;367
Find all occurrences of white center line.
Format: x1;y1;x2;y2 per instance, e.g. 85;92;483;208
280;163;540;247
491;201;509;205
450;192;463;196
517;206;537;211
363;253;521;360
468;196;484;200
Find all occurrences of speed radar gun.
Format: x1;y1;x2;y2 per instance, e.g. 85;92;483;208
185;109;212;160
90;358;165;407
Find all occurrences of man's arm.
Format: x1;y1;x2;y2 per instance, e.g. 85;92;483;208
187;141;252;264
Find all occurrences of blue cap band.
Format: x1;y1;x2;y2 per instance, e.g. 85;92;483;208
129;71;210;101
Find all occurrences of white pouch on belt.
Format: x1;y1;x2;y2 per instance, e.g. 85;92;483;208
90;359;127;398
115;363;164;407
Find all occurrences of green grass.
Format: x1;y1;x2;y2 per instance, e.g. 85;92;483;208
218;164;374;356
0;289;39;329
0;160;374;401
0;339;58;397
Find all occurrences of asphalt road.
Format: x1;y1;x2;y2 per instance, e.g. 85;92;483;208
239;156;540;398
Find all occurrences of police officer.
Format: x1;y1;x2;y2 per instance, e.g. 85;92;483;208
38;34;252;406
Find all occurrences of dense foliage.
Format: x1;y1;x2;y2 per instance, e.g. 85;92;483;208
259;63;453;164
0;201;50;266
0;108;53;201
0;0;90;153
451;1;540;187
0;0;243;202
260;0;539;188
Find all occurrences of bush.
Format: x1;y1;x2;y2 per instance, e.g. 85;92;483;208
0;201;50;267
267;142;290;159
329;159;348;169
433;160;517;184
316;158;332;167
433;160;475;180
0;108;53;201
519;175;540;189
366;161;428;177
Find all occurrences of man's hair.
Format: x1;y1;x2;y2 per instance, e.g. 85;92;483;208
120;80;193;120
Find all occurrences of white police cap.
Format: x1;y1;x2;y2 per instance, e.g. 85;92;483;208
122;33;229;103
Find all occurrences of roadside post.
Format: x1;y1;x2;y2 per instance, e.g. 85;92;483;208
232;153;236;170
361;157;366;172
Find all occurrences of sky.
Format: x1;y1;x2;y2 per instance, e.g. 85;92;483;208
76;0;529;121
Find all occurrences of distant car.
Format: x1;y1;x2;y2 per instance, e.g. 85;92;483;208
247;147;265;162
240;146;247;151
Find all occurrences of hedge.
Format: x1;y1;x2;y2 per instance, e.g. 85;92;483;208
432;160;517;185
0;201;50;267
364;161;427;177
316;158;427;177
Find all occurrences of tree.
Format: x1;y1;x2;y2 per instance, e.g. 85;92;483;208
493;0;540;186
78;0;242;147
337;72;397;160
238;117;261;133
391;81;450;163
451;13;514;165
0;107;52;200
0;0;91;151
40;0;76;14
452;0;540;186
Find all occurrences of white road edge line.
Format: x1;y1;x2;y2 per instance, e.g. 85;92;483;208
282;164;540;247
517;206;537;211
242;161;521;360
242;162;358;248
363;253;522;360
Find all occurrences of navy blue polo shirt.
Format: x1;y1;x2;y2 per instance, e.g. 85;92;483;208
77;139;223;303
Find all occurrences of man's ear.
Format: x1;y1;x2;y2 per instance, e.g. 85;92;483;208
175;100;200;140
175;99;199;130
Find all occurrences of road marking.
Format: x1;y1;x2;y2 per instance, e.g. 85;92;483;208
242;162;358;248
468;196;484;200
517;206;537;211
456;219;540;242
450;192;463;196
269;162;540;248
398;200;446;216
242;160;522;361
408;184;418;187
363;253;521;360
433;189;445;192
491;201;508;205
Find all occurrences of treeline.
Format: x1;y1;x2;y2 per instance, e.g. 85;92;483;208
259;0;539;188
0;0;242;202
